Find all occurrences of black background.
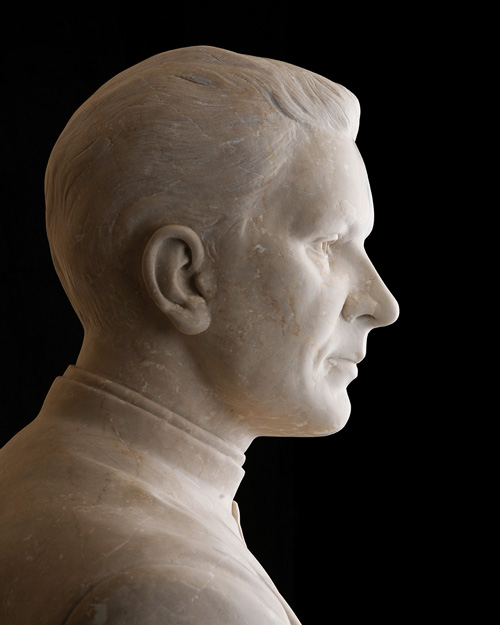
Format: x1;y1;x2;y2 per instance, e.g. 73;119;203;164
0;5;462;623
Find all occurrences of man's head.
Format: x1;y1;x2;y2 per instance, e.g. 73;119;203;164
45;45;360;330
45;46;398;437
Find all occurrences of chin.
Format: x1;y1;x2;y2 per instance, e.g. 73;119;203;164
311;409;351;437
287;391;352;438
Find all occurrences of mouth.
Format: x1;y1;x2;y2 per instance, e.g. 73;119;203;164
324;353;365;382
326;354;365;367
327;357;355;366
326;358;357;374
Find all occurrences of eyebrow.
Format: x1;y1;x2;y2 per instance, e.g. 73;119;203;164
308;198;374;243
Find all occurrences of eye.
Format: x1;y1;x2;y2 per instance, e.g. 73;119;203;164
319;234;339;255
308;234;341;264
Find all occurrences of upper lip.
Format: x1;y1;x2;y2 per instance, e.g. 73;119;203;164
327;354;365;365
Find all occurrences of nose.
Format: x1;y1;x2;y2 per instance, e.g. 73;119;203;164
342;259;399;328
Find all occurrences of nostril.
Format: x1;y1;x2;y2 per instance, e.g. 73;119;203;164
341;291;378;323
358;313;378;324
342;266;399;327
342;287;378;322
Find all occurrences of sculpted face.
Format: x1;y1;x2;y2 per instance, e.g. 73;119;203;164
188;128;399;437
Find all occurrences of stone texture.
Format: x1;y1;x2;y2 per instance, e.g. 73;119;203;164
0;46;398;624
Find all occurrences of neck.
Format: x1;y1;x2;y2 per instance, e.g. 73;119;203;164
75;330;256;452
63;364;247;509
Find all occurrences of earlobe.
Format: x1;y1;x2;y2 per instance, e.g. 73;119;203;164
142;225;211;335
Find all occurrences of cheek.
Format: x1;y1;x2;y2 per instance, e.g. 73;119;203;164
198;262;302;394
285;260;346;345
202;242;348;389
241;249;348;358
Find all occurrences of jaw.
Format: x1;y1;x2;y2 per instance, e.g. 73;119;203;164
225;368;354;439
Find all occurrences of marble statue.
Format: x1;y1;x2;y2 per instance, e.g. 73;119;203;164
0;46;399;624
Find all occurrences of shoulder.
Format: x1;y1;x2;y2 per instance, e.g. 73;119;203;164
64;564;290;625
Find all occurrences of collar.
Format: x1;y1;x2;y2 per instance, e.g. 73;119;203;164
60;365;246;510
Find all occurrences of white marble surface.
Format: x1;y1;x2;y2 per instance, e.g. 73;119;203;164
0;45;398;624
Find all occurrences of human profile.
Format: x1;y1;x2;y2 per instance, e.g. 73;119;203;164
0;45;398;624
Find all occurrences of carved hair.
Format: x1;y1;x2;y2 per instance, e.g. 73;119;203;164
45;45;360;329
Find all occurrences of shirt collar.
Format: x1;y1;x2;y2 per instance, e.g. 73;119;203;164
61;365;246;509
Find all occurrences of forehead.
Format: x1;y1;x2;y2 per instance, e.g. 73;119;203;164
266;128;374;240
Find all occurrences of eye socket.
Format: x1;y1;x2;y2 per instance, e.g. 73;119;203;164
319;234;339;255
308;234;341;263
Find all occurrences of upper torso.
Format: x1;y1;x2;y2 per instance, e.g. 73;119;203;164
0;369;301;624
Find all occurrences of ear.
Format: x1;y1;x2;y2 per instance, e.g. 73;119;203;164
142;225;212;335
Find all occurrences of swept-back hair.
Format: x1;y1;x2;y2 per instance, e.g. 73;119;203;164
45;45;360;329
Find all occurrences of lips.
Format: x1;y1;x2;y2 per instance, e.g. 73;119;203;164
324;356;360;383
326;358;357;370
327;353;365;366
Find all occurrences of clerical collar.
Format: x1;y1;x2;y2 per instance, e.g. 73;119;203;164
61;365;246;507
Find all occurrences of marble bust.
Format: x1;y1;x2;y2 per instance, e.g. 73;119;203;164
0;46;398;624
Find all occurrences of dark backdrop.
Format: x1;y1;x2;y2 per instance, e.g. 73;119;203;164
1;5;445;623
